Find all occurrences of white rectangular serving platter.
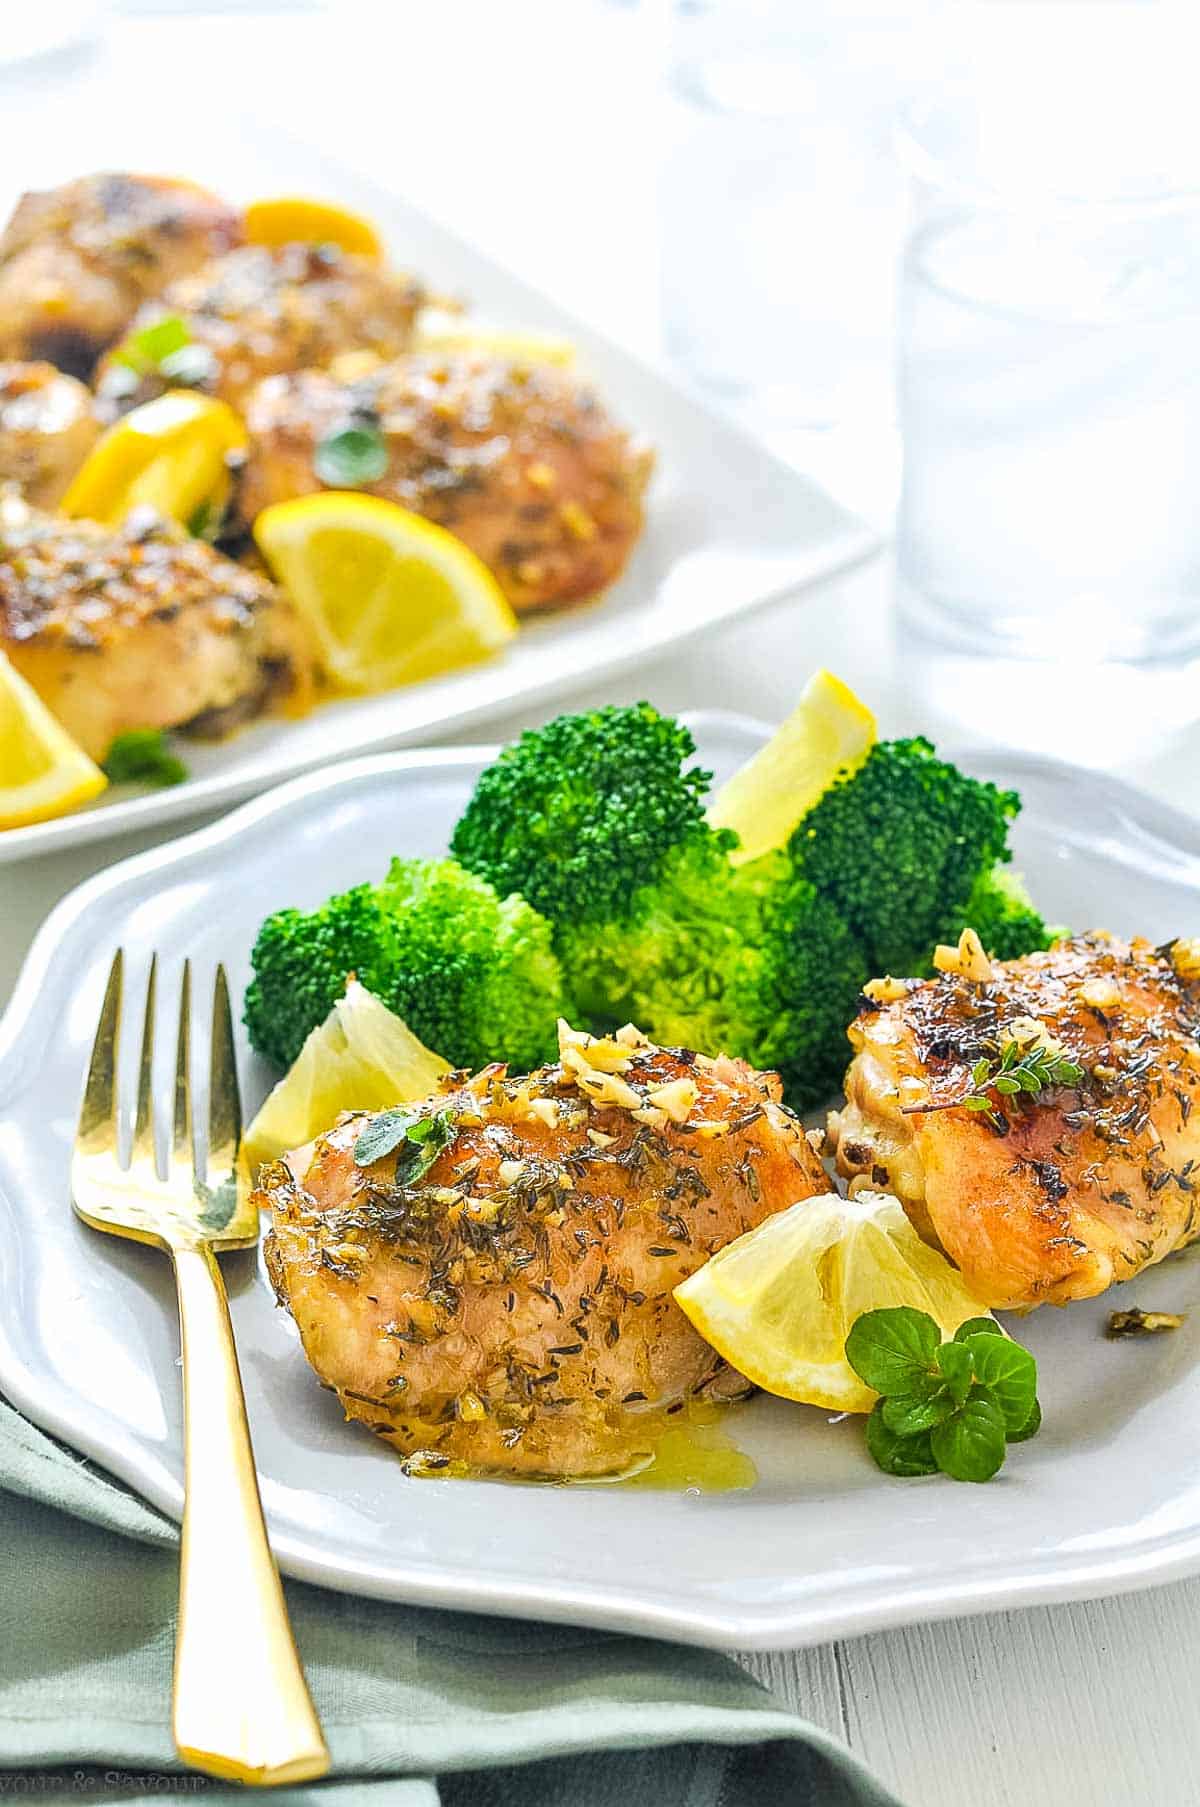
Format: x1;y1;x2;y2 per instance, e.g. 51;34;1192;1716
3;712;1200;1650
0;121;877;864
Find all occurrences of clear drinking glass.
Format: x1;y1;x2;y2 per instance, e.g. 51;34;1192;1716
661;0;935;433
896;83;1200;670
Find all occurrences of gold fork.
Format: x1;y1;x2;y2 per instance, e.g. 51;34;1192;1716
72;949;330;1787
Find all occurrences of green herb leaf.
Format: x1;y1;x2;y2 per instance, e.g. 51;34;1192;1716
1008;1394;1042;1443
954;1316;1002;1343
848;1306;1042;1484
844;1307;941;1397
194;1173;238;1232
934;1339;975;1405
930;1388;1008;1482
880;1390;955;1437
113;314;192;374
314;423;389;488
405;1115;442;1143
353;1105;456;1173
932;1031;1086;1129
187;497;222;541
961;1332;1037;1435
100;729;189;788
865;1402;939;1476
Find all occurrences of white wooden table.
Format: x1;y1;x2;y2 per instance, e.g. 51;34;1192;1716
4;8;1200;1803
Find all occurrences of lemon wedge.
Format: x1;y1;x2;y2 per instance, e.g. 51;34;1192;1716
60;390;247;532
414;312;576;367
252;492;517;693
706;670;877;866
244;195;384;261
0;651;107;829
674;1190;991;1414
243;979;450;1176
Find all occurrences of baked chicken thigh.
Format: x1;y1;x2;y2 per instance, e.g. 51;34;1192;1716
0;499;313;759
0;173;240;377
259;1025;827;1477
830;933;1200;1310
96;243;424;413
0;362;99;507
238;352;653;612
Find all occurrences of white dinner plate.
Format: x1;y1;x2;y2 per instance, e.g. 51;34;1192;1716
2;713;1200;1650
0;122;876;866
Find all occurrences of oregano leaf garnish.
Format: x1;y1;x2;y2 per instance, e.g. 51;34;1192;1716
866;1404;939;1477
353;1104;457;1174
844;1305;941;1397
930;1387;1007;1483
314;422;389;487
101;728;189;789
846;1306;1041;1484
113;314;192;374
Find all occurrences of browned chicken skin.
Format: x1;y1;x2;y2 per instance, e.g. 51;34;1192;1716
0;174;241;378
830;933;1200;1311
95;244;424;413
0;500;314;759
0;362;99;507
259;1026;827;1477
238;352;654;613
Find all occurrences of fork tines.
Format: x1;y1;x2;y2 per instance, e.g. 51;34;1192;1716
76;949;241;1189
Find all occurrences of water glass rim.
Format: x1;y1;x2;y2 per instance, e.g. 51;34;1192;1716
895;94;1200;221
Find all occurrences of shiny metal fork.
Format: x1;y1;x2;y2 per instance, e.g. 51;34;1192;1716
72;950;329;1787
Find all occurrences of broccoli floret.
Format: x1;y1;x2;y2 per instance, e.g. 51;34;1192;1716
243;861;571;1074
379;858;571;1072
551;838;869;1110
450;702;712;924
449;709;1041;1109
936;865;1059;966
557;833;750;1031
733;852;872;1105
791;738;1021;975
243;884;399;1068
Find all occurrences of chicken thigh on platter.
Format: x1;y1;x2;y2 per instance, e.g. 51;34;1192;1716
259;1025;828;1478
829;932;1200;1312
0;499;314;759
0;362;99;508
0;173;241;377
237;352;654;613
95;243;425;414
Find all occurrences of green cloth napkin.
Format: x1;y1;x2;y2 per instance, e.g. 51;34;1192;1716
0;1399;905;1806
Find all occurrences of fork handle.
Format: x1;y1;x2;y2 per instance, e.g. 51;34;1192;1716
171;1243;330;1786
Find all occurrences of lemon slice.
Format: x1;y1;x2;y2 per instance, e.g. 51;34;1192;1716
243;979;450;1176
60;390;247;531
0;651;107;829
414;312;576;367
706;670;877;866
674;1190;991;1413
244;195;384;261
252;492;517;693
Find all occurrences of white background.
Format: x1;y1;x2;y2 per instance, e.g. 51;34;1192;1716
3;6;1200;1802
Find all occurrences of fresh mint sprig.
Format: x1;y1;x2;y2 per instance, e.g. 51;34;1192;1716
846;1306;1040;1483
